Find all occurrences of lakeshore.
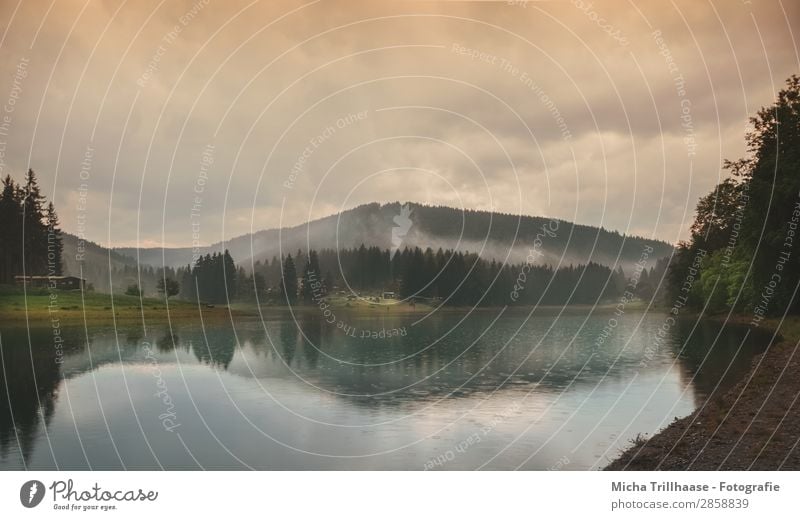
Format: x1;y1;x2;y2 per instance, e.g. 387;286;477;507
0;305;754;470
0;287;442;325
0;285;649;326
4;285;798;470
0;286;242;324
606;315;800;470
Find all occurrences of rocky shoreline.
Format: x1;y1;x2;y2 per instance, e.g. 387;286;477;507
606;318;800;470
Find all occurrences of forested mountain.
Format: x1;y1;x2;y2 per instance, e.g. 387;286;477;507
113;202;673;272
60;233;140;292
667;75;800;318
1;178;672;295
48;202;674;293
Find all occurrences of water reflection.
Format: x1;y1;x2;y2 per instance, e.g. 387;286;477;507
0;311;769;470
670;319;770;406
0;327;82;463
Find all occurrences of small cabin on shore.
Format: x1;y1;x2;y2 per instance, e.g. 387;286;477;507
14;275;86;290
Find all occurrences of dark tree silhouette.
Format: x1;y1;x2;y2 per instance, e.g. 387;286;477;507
0;170;62;283
157;277;180;299
45;201;63;276
667;75;800;315
281;254;298;304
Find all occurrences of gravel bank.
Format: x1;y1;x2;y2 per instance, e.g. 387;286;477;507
606;322;800;470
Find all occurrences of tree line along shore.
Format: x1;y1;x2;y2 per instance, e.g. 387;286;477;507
606;75;800;470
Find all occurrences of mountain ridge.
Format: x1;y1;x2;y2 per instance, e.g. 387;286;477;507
61;202;673;277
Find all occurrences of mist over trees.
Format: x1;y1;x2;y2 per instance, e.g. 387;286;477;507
261;245;665;307
667;75;800;317
111;201;674;274
0;170;63;283
6;78;797;319
0;170;671;311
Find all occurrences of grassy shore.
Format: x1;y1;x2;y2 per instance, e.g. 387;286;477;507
2;285;651;327
0;286;446;326
0;286;243;324
606;314;800;470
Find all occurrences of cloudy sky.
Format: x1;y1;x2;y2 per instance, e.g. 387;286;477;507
0;0;797;248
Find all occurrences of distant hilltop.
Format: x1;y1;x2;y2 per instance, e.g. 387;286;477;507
68;202;671;273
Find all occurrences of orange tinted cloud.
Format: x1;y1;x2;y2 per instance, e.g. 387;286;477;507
0;0;796;247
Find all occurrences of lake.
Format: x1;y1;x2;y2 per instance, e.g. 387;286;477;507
0;309;768;470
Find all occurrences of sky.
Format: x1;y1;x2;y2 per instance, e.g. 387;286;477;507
0;0;797;248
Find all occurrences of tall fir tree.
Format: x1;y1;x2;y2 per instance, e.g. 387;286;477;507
301;250;321;303
281;254;298;304
0;175;22;282
222;249;237;302
45;202;63;276
22;169;47;275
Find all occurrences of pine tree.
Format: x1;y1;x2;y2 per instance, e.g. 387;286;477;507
22;169;47;275
179;264;194;300
45;202;63;276
0;175;22;282
281;254;298;304
223;249;237;301
301;250;321;303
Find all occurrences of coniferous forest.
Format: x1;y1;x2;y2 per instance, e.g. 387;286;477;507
258;245;666;307
0;169;63;283
0;171;666;307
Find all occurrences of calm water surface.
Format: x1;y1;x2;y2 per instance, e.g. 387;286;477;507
0;310;767;470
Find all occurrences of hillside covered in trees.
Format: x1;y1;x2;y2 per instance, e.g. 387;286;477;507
0;170;670;307
260;245;667;307
666;75;800;319
50;201;675;297
112;202;674;272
